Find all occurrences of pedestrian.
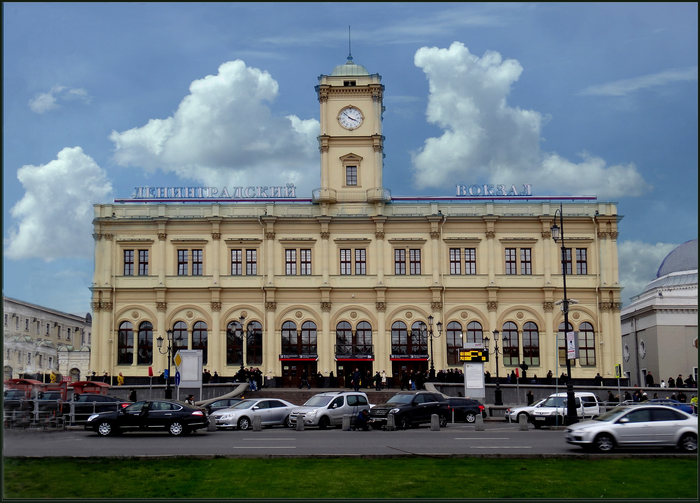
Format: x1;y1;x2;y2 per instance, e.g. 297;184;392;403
249;373;258;392
410;370;417;390
365;370;372;390
352;368;361;392
185;394;195;405
546;370;553;385
652;393;658;399
678;391;687;403
299;370;311;389
607;390;617;404
203;369;211;384
668;376;675;388
671;393;677;401
381;370;387;389
415;370;425;390
484;370;491;383
594;373;603;386
660;380;666;388
677;374;685;388
374;371;382;391
329;371;336;388
212;370;219;383
531;374;538;385
400;370;409;391
103;371;109;384
526;391;534;406
645;372;654;388
624;390;632;401
354;409;371;431
128;389;137;402
685;374;695;388
117;372;125;386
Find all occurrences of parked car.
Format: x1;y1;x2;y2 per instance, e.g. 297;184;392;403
289;391;370;429
647;398;695;415
70;393;130;424
531;392;601;428
204;398;243;415
3;389;29;413
212;398;296;430
446;397;486;423
506;398;546;423
85;400;208;436
565;405;697;452
369;391;449;429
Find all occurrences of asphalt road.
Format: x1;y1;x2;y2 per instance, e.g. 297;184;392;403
3;422;693;458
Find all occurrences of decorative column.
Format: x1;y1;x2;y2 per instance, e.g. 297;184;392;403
156;301;167;375
210;301;222;374
543;301;555;372
265;301;277;378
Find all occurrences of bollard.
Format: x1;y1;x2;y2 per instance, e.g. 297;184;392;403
385;412;396;431
430;414;440;431
295;414;305;431
342;414;352;431
475;414;485;431
252;415;262;431
518;412;529;431
207;416;217;431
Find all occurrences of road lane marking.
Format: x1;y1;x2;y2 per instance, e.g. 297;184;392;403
241;438;295;441
454;437;510;440
232;446;296;449
469;446;532;449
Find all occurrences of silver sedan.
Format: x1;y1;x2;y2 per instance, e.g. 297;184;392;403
212;398;296;430
565;404;697;453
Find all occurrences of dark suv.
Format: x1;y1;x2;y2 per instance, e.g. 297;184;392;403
446;397;486;423
369;391;449;429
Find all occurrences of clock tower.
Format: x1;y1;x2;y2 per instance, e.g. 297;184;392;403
314;55;388;210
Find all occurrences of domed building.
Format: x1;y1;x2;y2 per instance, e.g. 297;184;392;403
620;239;698;388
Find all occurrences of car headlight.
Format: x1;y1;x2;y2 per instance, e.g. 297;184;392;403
305;409;318;418
220;414;233;421
390;408;401;414
88;414;99;422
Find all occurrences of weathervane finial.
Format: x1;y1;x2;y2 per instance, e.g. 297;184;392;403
347;25;353;62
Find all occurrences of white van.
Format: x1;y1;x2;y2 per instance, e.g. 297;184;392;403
531;392;601;427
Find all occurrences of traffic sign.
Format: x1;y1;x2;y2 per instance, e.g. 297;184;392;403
175;371;181;386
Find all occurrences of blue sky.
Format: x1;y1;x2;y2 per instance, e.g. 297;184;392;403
3;2;697;316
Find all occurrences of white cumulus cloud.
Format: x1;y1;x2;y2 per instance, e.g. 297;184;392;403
110;60;320;195
411;42;651;198
28;85;92;114
4;147;113;261
618;240;679;304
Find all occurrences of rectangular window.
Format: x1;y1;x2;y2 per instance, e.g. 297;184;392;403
563;248;572;275
346;166;357;186
465;248;476;274
576;248;588;275
25;319;29;331
300;249;312;275
46;324;50;335
395;249;406;275
178;250;188;276
340;249;352;275
286;249;297;275
409;249;421;275
246;249;257;275
138;250;149;276
231;249;243;275
66;328;71;341
124;250;134;276
450;248;461;275
355;249;366;275
505;248;517;275
520;248;532;275
192;249;203;275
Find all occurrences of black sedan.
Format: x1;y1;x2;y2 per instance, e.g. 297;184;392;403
70;393;131;424
446;397;486;423
85;400;208;436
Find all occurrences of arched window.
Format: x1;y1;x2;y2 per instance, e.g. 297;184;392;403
336;321;352;356
446;321;463;365
391;321;408;355
281;321;297;355
226;320;243;365
466;321;483;344
522;322;539;367
192;321;208;365
355;321;372;355
578;322;596;366
246;321;263;365
172;321;188;355
137;322;153;365
502;322;519;367
117;321;133;365
558;322;574;366
300;321;317;355
411;321;428;356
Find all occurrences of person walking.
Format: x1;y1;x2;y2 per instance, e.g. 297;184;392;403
352;368;361;392
128;389;137;402
185;394;195;405
594;373;603;386
660;380;666;388
526;391;534;406
299;370;311;389
381;370;387;389
645;372;654;388
677;374;685;388
668;376;676;388
400;370;409;391
117;372;125;386
374;371;382;391
546;370;553;385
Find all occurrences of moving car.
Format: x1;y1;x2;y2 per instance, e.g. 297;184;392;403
506;398;546;423
565;404;697;452
531;392;601;427
289;391;370;429
70;393;130;424
85;399;208;436
446;397;486;423
369;391;449;429
212;398;296;430
647;398;695;415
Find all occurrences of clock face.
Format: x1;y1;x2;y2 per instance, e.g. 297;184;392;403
338;107;363;130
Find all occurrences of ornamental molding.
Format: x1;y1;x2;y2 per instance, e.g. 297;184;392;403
609;232;619;240
211;232;221;241
541;231;551;239
487;301;498;311
373;144;383;153
100;302;113;311
597;231;608;239
158;233;167;241
266;302;277;311
375;231;385;239
92;233;102;241
266;232;276;240
375;302;387;312
543;301;554;312
319;145;329;153
210;302;221;312
485;231;495;239
156;302;167;312
320;232;330;240
321;302;332;312
430;231;440;239
102;234;113;241
431;302;443;310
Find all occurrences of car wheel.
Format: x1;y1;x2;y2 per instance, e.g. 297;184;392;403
97;421;115;436
594;433;615;452
465;412;476;423
168;421;186;436
318;416;330;430
238;417;251;431
679;433;697;453
284;415;292;428
399;416;411;430
439;414;448;428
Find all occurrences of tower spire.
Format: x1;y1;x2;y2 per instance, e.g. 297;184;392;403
347;25;353;62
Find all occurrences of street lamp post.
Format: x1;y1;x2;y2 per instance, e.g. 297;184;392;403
483;329;508;406
551;202;578;425
156;329;174;399
423;315;443;380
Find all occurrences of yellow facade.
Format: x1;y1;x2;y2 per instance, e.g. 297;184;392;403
91;57;623;386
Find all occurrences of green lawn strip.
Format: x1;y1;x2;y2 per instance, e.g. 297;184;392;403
3;457;697;499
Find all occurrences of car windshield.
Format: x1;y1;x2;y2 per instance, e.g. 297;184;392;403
303;396;333;407
386;394;415;405
593;407;631;422
229;400;257;410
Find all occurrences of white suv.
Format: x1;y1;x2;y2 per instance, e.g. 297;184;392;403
289;391;370;429
531;392;601;428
